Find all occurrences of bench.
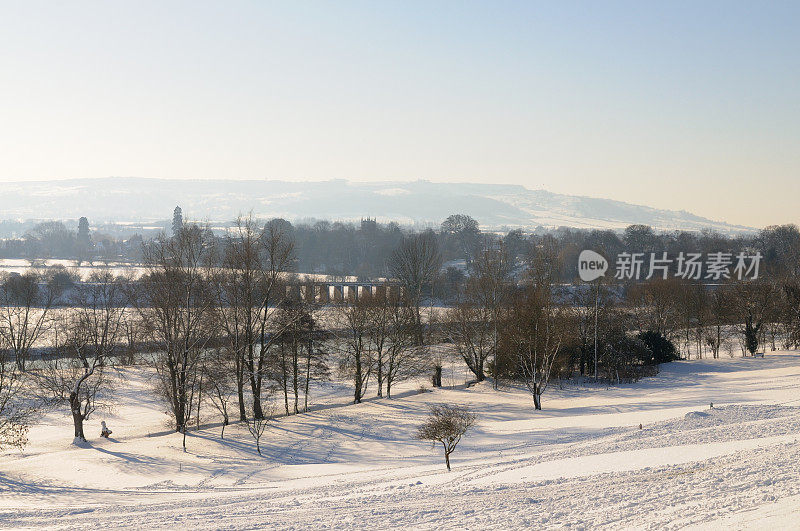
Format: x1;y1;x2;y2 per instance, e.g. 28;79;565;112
754;352;765;358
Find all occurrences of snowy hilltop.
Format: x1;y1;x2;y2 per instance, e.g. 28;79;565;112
0;177;755;233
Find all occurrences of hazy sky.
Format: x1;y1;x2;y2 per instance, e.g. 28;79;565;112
1;1;798;228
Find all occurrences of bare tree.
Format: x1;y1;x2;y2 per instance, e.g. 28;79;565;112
245;402;274;456
272;298;328;415
250;219;296;419
0;271;59;372
202;347;235;438
674;279;697;360
467;244;513;387
335;296;373;403
302;319;329;412
448;299;496;383
40;271;126;442
134;225;218;449
365;294;391;398
215;215;264;421
43;320;108;443
440;214;480;265
757;224;800;277
416;404;476;471
119;311;144;366
731;280;776;356
388;231;442;345
704;285;732;358
626;278;682;340
356;292;424;398
689;282;710;359
782;278;800;348
0;349;33;450
382;301;426;398
508;284;564;410
568;280;615;377
215;216;298;422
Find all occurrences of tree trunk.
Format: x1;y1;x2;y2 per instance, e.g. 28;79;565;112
196;375;202;430
283;381;290;416
432;365;442;387
304;347;312;412
444;451;451;471
377;357;383;398
293;349;300;414
251;379;264;420
70;392;86;441
280;351;289;416
533;391;542;411
354;377;362;403
237;357;247;422
303;366;310;411
249;344;265;420
237;382;247;422
354;352;363;404
175;390;186;433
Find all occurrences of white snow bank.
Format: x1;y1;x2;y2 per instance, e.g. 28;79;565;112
2;351;800;529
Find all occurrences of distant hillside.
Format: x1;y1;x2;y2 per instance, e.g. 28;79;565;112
0;177;755;233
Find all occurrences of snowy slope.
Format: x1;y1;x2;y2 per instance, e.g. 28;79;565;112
2;354;800;528
0;178;755;233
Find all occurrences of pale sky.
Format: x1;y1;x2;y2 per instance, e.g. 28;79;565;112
1;1;798;228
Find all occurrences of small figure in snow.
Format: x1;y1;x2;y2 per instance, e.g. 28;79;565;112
100;421;112;438
638;423;642;430
709;402;714;409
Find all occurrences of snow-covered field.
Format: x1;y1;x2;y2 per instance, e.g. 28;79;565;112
2;353;800;529
0;258;363;283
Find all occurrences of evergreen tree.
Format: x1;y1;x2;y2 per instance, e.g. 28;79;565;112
172;206;183;235
76;217;91;265
77;217;90;243
637;330;678;364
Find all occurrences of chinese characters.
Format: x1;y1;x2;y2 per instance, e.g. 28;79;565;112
613;252;761;281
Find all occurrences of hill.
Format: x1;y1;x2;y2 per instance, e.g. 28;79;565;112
0;178;755;233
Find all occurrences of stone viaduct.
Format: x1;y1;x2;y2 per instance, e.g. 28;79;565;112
283;281;404;303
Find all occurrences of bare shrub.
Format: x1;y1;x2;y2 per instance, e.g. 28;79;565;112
416;404;476;471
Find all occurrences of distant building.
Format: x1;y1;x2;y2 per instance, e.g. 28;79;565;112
360;217;377;233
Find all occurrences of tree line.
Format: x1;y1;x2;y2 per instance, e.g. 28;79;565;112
0;218;446;450
1;216;799;452
5;213;800;293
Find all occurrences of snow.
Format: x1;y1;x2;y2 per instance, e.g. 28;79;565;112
0;258;148;280
2;353;800;528
0;258;371;284
0;178;757;233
